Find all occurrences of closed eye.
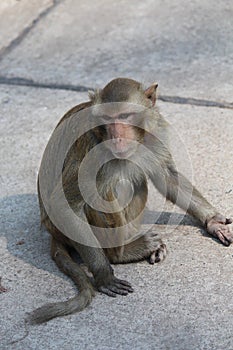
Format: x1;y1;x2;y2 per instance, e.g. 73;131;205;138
99;115;112;123
118;113;131;120
99;113;135;123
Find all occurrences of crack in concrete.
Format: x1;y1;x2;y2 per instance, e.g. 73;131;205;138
0;76;90;92
159;95;233;109
0;0;64;60
0;75;232;110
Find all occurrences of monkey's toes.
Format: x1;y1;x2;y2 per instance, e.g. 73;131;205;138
149;243;167;264
98;277;134;297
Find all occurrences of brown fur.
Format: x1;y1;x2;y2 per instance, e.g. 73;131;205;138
29;78;232;324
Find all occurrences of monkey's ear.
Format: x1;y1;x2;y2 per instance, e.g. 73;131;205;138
144;83;158;106
88;89;102;103
88;90;95;101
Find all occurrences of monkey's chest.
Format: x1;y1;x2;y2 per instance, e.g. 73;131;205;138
110;178;137;207
84;166;148;247
85;159;148;232
87;177;148;223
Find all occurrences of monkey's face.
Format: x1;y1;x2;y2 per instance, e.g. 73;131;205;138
99;112;145;159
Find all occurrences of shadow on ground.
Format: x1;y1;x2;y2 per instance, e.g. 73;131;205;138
0;192;210;276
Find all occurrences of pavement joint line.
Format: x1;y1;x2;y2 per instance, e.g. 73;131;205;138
0;75;91;93
0;0;64;61
0;75;233;110
158;95;233;109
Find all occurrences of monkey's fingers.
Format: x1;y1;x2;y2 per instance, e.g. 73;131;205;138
214;226;233;246
108;285;130;296
98;285;130;297
114;281;134;293
98;286;118;297
98;277;134;297
206;215;233;246
115;278;133;288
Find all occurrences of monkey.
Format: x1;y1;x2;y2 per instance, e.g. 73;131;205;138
29;78;233;324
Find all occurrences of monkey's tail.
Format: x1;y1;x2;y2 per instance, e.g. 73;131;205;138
28;288;95;325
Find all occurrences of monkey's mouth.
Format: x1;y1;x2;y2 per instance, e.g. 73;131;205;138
107;139;138;159
113;149;135;159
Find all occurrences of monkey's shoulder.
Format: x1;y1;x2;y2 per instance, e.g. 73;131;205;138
56;101;93;128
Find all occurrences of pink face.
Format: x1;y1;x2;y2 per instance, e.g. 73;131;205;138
100;113;140;158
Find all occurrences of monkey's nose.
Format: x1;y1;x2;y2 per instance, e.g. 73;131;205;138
112;138;122;144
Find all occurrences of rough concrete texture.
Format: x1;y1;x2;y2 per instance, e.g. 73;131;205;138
0;0;53;53
0;1;233;349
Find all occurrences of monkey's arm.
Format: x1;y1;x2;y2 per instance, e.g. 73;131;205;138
150;163;233;246
71;241;133;297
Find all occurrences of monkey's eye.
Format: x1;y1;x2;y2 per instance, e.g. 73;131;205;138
99;115;112;123
118;113;131;120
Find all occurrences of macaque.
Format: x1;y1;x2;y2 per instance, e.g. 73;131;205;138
29;78;233;324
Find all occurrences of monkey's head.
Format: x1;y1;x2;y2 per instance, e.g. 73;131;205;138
89;78;158;159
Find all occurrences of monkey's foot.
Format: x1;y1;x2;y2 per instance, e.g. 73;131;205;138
149;243;167;264
144;230;167;264
97;276;134;297
206;214;233;246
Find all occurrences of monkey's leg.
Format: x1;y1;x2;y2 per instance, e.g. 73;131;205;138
42;183;133;298
71;241;134;298
50;238;95;293
28;238;95;324
151;164;233;246
106;229;167;264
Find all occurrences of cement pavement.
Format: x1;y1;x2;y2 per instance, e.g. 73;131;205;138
0;1;233;349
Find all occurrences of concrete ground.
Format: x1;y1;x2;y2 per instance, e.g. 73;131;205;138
0;1;233;349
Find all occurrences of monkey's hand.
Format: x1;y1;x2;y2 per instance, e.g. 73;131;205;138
206;214;233;246
96;274;134;297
